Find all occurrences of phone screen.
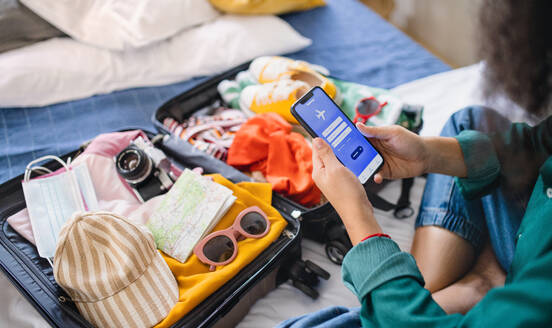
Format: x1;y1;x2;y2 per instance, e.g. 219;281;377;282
292;87;383;184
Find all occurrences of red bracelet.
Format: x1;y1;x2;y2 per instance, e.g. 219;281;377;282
361;233;391;242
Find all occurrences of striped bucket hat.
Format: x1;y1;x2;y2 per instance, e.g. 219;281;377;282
54;212;178;328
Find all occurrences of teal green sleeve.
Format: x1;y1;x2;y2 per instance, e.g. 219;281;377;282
343;237;552;327
454;117;552;200
454;130;501;199
341;237;424;300
342;237;461;327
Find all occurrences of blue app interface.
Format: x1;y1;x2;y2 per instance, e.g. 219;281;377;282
295;88;382;182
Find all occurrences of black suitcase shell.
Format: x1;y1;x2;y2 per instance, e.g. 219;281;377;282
0;127;303;327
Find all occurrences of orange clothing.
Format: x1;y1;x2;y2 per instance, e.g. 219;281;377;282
155;175;287;328
227;113;321;206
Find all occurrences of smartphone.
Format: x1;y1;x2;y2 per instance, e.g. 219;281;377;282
291;86;384;184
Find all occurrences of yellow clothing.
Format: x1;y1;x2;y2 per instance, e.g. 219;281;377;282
209;0;325;15
250;86;301;124
154;175;287;327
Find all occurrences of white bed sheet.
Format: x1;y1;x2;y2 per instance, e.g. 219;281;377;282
0;63;532;328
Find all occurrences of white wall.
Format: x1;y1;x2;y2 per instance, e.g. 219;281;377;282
390;0;483;67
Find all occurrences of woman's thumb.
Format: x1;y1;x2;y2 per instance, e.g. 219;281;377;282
313;138;339;167
356;123;393;139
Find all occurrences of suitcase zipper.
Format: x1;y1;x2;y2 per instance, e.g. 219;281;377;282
0;203;91;326
283;229;296;239
291;210;302;221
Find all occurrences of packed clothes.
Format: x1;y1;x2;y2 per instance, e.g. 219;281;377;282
217;56;419;130
227;113;321;207
218;56;338;124
8;130;288;327
8;130;155;244
163;108;246;161
155;175;286;328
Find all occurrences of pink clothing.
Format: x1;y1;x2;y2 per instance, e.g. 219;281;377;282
85;130;146;157
8;130;165;245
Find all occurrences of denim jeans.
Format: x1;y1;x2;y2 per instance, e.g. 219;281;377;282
416;106;526;271
277;107;526;328
276;306;361;328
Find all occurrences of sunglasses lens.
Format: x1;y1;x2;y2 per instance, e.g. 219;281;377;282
357;99;380;115
203;235;234;263
240;211;267;235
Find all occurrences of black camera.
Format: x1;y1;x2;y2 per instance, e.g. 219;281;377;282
115;137;174;202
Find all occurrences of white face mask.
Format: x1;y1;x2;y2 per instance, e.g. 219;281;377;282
22;156;98;260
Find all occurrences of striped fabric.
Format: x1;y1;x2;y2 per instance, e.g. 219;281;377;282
162;108;246;162
54;212;178;328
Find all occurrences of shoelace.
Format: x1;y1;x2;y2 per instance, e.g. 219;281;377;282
257;80;304;106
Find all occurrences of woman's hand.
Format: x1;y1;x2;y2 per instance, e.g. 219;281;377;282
311;138;382;245
356;123;429;183
358;123;468;179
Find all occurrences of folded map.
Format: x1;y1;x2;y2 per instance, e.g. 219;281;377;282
147;169;236;262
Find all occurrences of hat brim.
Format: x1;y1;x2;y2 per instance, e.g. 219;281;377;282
75;251;178;328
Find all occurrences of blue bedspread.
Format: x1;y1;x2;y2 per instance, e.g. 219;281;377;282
0;0;448;183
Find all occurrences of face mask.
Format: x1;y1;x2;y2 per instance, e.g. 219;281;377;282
22;156;99;260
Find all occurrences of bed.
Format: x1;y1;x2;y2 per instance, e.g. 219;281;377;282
0;0;457;326
0;0;448;183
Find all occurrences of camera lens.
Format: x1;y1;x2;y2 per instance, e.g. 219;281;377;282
115;146;153;184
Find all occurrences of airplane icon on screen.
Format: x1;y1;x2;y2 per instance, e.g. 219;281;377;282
315;110;326;120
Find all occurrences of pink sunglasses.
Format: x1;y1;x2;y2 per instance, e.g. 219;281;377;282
193;206;271;271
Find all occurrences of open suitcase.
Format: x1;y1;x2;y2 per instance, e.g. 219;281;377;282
0;132;320;327
153;62;354;265
153;62;417;265
0;84;331;326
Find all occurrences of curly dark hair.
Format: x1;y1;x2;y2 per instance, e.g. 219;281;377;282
479;0;552;116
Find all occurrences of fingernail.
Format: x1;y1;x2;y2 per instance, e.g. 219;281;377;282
313;138;324;149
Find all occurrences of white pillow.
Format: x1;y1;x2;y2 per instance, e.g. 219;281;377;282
20;0;220;50
0;15;311;107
